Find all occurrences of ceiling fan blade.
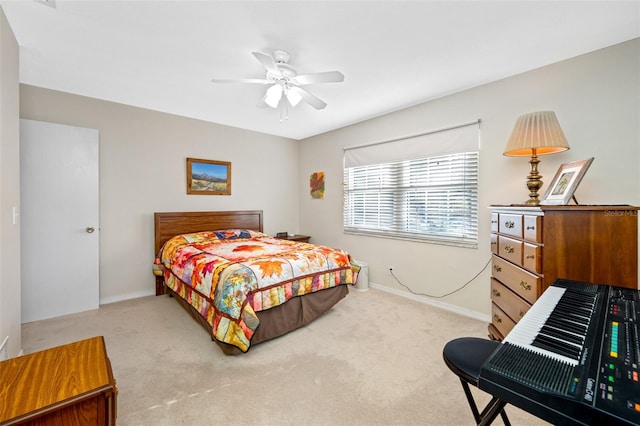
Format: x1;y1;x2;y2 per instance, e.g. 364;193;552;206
252;51;282;77
288;86;327;110
212;77;270;84
294;71;345;85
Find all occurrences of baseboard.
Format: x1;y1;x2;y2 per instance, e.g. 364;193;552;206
99;288;156;306
368;282;490;323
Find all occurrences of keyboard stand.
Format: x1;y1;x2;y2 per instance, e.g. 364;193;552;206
477;397;508;426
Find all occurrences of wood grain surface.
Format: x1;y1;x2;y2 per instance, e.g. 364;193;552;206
0;336;115;425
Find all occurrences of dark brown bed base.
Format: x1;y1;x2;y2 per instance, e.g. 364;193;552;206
154;210;351;354
166;285;349;355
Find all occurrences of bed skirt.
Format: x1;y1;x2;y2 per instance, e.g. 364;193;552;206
165;284;350;355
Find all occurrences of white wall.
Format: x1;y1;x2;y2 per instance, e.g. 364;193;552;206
19;86;299;304
14;39;640;323
299;39;640;317
0;6;21;357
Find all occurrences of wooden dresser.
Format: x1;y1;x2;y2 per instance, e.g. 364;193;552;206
489;205;639;340
0;336;117;425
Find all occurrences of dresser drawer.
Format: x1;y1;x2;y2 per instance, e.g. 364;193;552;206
497;235;522;266
490;213;499;233
523;242;542;273
491;302;516;337
498;213;523;238
488;323;504;341
491;279;530;323
491;255;540;304
490;233;498;255
523;214;542;242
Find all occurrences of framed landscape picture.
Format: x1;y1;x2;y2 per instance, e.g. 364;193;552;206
186;158;231;195
540;157;593;205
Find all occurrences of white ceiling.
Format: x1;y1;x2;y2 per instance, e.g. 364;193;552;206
2;1;639;140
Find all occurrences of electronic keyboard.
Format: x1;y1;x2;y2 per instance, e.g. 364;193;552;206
479;278;640;425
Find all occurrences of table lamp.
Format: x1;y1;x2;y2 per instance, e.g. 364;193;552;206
503;111;570;205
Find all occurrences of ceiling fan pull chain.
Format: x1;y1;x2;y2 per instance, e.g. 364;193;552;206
280;104;289;123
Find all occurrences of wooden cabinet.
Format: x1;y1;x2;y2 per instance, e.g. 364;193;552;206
488;205;638;340
0;336;117;425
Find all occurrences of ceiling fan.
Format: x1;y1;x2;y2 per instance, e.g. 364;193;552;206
212;50;344;110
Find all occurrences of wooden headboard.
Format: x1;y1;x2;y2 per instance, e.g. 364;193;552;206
154;210;264;254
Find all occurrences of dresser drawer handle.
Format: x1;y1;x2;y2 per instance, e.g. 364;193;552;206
503;245;514;253
504;220;515;229
493;314;502;323
525;254;535;259
519;311;525;318
491;220;498;224
520;281;531;291
493;265;502;273
491;241;497;246
492;289;501;297
526;225;535;230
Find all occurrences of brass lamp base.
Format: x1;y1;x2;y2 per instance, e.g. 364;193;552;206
524;153;542;206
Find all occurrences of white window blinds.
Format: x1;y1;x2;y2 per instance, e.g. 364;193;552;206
343;121;480;248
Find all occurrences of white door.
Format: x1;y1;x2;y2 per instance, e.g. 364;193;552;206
20;119;99;323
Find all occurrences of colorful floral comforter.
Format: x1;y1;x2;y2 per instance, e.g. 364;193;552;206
159;230;358;352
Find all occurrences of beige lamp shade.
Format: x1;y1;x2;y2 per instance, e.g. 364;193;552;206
503;111;570;156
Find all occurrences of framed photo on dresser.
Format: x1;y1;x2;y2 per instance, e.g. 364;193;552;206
540;157;594;205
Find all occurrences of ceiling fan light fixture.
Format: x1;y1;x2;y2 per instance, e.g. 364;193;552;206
212;50;344;112
285;88;302;107
264;84;283;108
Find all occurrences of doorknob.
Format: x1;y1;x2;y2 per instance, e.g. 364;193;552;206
86;227;95;233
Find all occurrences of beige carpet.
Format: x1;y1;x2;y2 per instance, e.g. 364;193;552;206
22;288;548;425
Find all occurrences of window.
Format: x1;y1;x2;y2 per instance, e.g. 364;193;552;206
343;122;479;248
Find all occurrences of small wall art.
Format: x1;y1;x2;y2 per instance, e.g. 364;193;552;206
186;157;231;195
310;171;325;199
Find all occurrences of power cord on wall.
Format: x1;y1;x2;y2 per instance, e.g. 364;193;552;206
388;257;491;298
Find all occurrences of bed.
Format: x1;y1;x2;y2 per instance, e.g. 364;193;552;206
153;210;358;354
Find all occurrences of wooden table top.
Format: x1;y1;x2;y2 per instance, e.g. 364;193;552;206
0;336;113;422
